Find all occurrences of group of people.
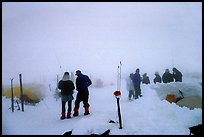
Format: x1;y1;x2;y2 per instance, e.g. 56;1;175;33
126;67;182;100
155;67;182;84
58;67;182;118
141;67;183;85
58;70;92;120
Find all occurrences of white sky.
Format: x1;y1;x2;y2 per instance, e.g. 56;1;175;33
2;2;202;84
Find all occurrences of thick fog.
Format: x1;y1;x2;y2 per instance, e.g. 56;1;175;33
2;2;202;85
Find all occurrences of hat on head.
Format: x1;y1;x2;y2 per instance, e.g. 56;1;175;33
75;70;81;75
62;72;69;81
172;67;177;71
136;68;140;73
165;69;169;73
64;72;69;75
155;72;159;75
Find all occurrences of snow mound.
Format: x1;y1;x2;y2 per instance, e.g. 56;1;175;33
150;82;202;100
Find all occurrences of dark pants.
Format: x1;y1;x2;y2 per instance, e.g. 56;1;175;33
74;91;89;108
62;100;72;114
128;90;135;99
134;85;141;99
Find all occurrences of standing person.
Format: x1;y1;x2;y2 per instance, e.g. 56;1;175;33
132;68;142;99
172;67;182;82
58;72;75;120
162;69;174;83
73;70;92;116
153;72;161;84
142;73;150;84
126;73;135;100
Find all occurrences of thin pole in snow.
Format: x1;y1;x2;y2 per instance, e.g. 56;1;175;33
56;74;59;101
117;97;122;129
117;61;122;90
54;52;63;74
119;61;122;90
114;91;123;129
19;74;24;111
56;74;59;91
117;66;120;90
10;78;14;112
114;61;123;129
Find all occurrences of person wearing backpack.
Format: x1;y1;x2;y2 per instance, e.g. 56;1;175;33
73;70;92;116
58;72;75;120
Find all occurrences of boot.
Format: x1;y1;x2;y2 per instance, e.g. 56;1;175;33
67;112;71;119
73;107;79;117
60;112;65;120
134;95;138;100
84;107;90;115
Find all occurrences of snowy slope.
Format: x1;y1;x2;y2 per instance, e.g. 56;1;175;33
2;78;202;135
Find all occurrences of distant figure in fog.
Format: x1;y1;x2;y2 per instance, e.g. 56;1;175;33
162;69;174;83
132;68;142;99
153;72;161;84
142;73;150;84
172;67;182;82
126;73;135;100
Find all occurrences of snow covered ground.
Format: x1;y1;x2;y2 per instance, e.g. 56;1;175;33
2;75;202;135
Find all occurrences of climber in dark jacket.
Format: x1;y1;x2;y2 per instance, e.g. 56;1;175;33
142;73;150;84
162;69;174;83
153;72;161;84
73;70;92;116
58;72;75;120
132;68;142;99
172;67;182;82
